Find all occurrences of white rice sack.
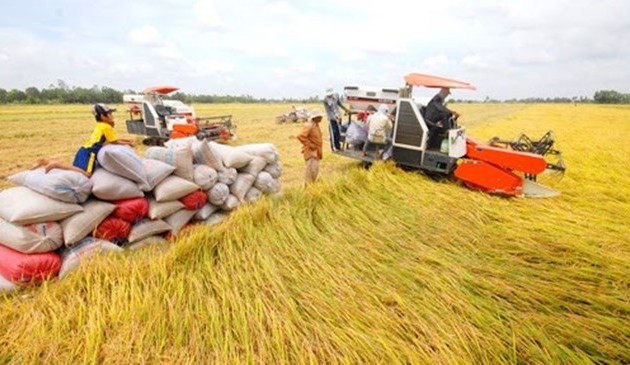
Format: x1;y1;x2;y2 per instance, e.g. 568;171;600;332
0;273;18;292
221;195;240;211
0;219;63;254
0;187;83;225
8;168;93;204
192;141;224;171
254;171;274;193
193;164;218;190
145;146;194;181
127;236;168;251
209;183;230;206
153;175;199;202
61;200;116;247
148;197;185;219
268;179;281;194
142;159;175;192
263;162;283;179
164;136;197;150
209;142;253;169
230;173;256;201
238;156;267;176
234;143;279;164
244;187;262;203
58;237;123;279
217;167;237;185
97;144;148;188
90;168;144;201
164;209;196;236
204;212;228;226
128;219;171;243
194;203;220;221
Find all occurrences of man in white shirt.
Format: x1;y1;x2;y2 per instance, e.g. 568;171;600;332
363;104;393;157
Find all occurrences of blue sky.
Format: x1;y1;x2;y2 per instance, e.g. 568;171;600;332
1;0;629;100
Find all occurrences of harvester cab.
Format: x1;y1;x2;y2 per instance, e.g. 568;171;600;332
124;86;235;146
335;73;565;198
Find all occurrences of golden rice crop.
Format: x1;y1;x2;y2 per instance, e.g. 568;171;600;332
0;103;628;364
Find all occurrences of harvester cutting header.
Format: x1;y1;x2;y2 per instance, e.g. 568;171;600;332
124;86;235;146
337;73;566;198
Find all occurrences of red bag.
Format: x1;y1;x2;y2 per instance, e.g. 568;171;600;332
179;190;208;210
94;217;132;244
0;243;61;284
112;197;149;223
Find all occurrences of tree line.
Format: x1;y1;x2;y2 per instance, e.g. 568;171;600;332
0;81;320;105
0;81;628;105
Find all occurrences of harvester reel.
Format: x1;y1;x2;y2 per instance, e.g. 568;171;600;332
489;129;566;179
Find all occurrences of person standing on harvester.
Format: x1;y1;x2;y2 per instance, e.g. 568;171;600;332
323;88;349;152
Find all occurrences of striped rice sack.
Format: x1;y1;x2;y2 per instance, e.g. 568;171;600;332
145;146;194;181
97;145;149;188
147;198;185;219
164;209;196;236
128;219;172;243
192;141;224;171
193;164;218;190
60;200;116;246
209;142;253;169
234;143;279;164
0;219;63;254
208;183;229;206
142;159;176;192
8;168;93;204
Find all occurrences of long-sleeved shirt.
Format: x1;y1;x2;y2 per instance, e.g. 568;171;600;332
423;93;453;128
297;121;323;160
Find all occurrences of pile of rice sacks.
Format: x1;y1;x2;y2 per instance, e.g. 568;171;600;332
0;138;282;291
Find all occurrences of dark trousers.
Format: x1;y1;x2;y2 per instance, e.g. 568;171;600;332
328;119;341;150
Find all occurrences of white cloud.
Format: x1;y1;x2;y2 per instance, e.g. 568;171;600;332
461;54;489;70
128;25;163;47
1;0;630;99
154;43;184;60
194;0;222;29
423;54;453;69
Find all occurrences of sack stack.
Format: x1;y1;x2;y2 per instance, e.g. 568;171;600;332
0;139;282;291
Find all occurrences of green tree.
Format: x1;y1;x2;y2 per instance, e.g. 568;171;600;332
6;89;26;103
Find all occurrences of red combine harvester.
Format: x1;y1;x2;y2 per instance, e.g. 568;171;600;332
335;73;565;197
124;86;235;146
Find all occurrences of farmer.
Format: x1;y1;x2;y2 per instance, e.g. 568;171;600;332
323;87;349;152
363;104;393;158
424;87;459;148
32;103;135;177
297;111;324;185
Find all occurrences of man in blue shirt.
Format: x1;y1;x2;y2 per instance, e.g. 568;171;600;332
323;88;349;151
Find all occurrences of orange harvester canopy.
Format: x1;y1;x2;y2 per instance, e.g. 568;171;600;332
143;86;180;95
404;73;476;90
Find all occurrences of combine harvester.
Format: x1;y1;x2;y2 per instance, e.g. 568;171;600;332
335;73;566;198
124;86;235;146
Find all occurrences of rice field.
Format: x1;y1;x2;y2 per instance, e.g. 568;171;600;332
0;103;628;364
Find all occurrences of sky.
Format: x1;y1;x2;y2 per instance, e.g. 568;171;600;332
0;0;628;101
